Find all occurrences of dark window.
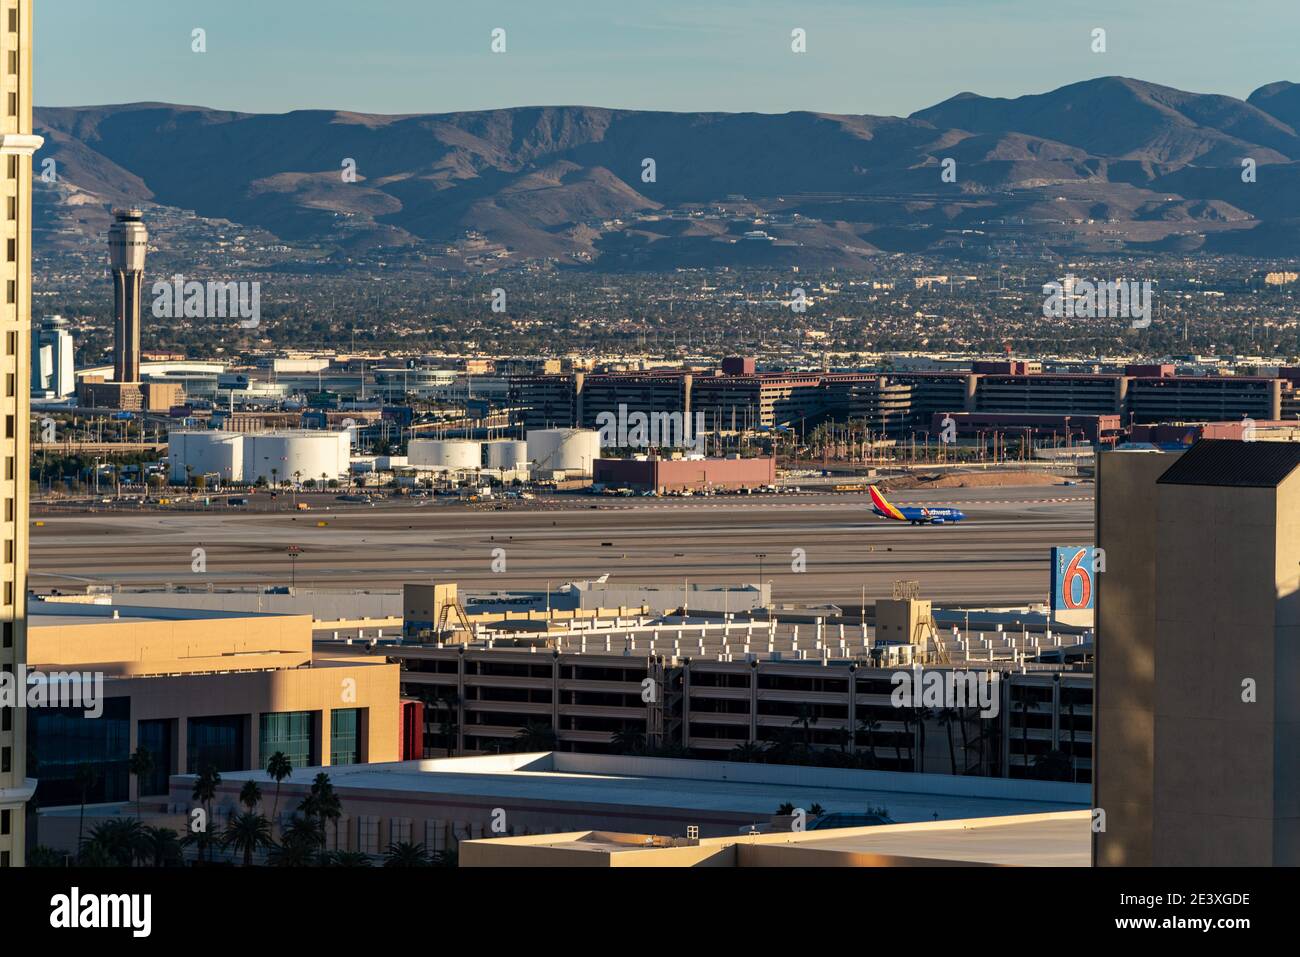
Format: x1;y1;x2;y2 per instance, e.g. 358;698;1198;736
187;714;246;773
136;719;174;796
29;698;131;807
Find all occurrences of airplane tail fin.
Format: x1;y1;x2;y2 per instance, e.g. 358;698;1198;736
869;484;906;520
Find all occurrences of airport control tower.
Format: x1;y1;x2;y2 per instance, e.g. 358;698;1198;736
108;207;147;383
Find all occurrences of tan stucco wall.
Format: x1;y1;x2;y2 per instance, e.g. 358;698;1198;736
29;613;313;674
1093;451;1171;866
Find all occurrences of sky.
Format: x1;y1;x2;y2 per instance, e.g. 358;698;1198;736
37;0;1300;117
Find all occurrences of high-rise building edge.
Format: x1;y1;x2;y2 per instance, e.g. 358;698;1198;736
0;0;40;868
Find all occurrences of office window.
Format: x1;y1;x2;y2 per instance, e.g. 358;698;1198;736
0;852;8;867
4;499;11;522
2;622;11;648
5;238;12;262
28;698;131;808
2;585;10;608
5;331;13;356
4;539;12;563
1;746;9;773
7;9;15;32
4;415;11;438
187;715;246;773
5;280;13;304
5;372;12;396
0;809;8;835
2;705;10;731
4;458;12;482
5;196;13;220
330;709;360;766
6;93;15;117
7;50;15;74
259;711;315;770
5;155;15;178
136;719;175;796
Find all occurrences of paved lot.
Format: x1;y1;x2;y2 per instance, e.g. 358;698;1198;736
30;486;1094;607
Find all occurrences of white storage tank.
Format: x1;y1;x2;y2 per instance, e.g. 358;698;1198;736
244;430;350;485
526;428;600;476
407;438;482;471
168;430;244;483
483;439;528;471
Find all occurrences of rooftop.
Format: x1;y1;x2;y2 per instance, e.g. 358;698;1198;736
198;752;1089;828
461;810;1091;867
1158;438;1300;488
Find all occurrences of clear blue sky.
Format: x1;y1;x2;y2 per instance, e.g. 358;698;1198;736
37;0;1299;116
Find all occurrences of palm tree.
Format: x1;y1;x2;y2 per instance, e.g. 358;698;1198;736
224;812;274;866
26;845;69;867
324;850;372;867
384;841;430;867
127;746;154;818
302;772;342;857
437;693;460;756
514;721;557;752
142;826;184;867
792;703;819;752
268;815;324;866
911;706;934;772
265;751;292;822
74;763;97;852
83;818;151;867
431;848;458;868
856;716;880;769
729;741;765;763
610;726;645;754
239;779;262;813
190;765;221;864
1019;691;1038;779
938;708;960;776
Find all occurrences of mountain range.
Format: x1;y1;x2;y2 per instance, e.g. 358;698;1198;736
32;76;1300;269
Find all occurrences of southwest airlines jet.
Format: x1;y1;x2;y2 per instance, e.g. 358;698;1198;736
868;485;966;525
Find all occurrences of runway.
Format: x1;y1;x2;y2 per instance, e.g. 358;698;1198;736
30;487;1094;607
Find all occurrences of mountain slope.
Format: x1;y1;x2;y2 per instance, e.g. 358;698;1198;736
33;76;1300;267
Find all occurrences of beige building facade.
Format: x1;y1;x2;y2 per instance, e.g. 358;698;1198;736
27;603;400;813
0;0;37;869
1095;440;1300;865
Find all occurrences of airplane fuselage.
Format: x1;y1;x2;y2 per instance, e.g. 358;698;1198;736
867;485;966;524
871;505;966;524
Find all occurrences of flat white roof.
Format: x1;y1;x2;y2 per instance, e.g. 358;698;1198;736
200;752;1089;825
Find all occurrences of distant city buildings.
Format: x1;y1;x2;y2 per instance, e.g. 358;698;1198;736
507;357;1300;437
30;314;73;398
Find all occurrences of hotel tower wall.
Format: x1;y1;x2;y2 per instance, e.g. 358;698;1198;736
0;0;38;868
